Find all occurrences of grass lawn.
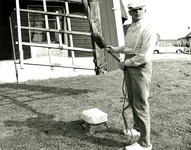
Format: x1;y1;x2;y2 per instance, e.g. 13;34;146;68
0;59;191;150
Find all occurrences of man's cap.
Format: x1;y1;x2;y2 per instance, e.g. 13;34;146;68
128;0;146;10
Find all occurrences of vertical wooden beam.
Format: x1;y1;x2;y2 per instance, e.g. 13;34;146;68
85;0;99;75
9;17;19;84
63;14;68;46
43;0;52;65
15;0;23;68
89;0;106;74
56;11;63;53
112;0;125;60
65;2;75;67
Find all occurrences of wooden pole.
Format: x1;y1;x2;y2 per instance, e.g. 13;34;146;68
15;0;23;68
113;0;125;60
20;8;87;19
82;0;99;75
21;42;93;52
14;61;94;70
65;2;75;69
9;17;19;84
20;26;91;36
43;0;52;66
63;11;68;47
56;11;64;53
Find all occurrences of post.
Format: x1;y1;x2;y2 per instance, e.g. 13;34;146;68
15;0;24;68
82;0;99;75
112;0;125;60
43;0;52;66
56;11;64;53
9;17;19;84
65;2;75;68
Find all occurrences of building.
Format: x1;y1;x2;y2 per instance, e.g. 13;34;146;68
1;0;99;60
178;32;191;47
0;0;128;83
157;39;182;47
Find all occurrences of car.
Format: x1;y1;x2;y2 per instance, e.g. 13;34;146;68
183;47;191;54
153;42;181;54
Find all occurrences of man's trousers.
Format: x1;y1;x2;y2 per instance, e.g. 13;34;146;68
124;57;152;147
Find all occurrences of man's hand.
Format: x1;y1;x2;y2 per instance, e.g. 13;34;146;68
105;45;119;53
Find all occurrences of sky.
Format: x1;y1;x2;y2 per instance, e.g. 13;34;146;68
122;0;191;39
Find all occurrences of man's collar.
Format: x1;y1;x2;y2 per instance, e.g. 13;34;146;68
132;18;146;28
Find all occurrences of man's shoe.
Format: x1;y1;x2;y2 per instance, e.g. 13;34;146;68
123;129;140;137
119;142;152;150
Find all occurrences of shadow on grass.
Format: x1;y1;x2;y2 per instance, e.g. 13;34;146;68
1;83;128;148
4;118;127;148
0;83;93;106
0;83;91;96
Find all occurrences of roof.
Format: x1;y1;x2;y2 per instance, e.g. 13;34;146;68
159;39;179;41
186;32;191;38
178;32;191;40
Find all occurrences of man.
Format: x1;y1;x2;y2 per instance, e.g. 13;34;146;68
106;0;156;150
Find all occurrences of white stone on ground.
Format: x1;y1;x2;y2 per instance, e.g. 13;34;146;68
81;108;108;124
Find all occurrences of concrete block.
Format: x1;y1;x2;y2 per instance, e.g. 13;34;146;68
81;108;108;124
82;122;108;134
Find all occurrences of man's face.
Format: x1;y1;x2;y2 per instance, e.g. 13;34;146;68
129;7;146;23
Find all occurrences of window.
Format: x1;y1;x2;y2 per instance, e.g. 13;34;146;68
28;6;66;44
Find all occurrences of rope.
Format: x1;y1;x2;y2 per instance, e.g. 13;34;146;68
122;69;133;144
82;0;132;142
